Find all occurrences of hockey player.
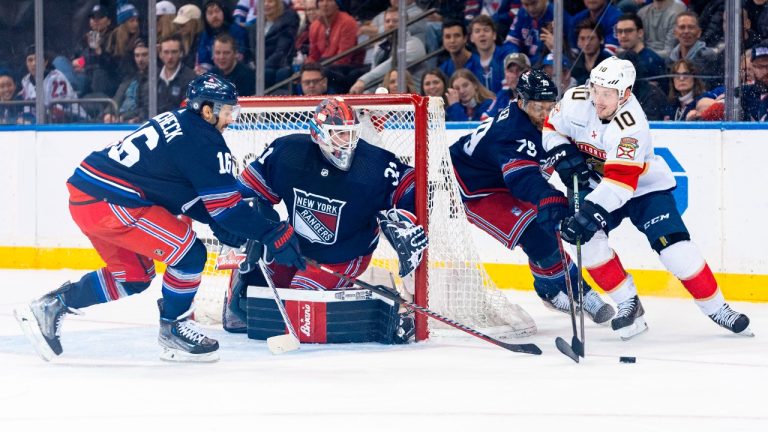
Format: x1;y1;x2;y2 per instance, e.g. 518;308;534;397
14;73;304;362
227;97;428;343
449;70;614;324
544;56;753;339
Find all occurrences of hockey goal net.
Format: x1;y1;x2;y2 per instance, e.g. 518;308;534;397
193;94;535;341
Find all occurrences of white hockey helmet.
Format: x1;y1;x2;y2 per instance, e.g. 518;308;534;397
588;56;636;95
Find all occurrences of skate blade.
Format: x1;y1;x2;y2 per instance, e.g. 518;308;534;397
737;327;755;337
13;305;56;362
267;334;300;354
618;317;649;341
159;347;219;363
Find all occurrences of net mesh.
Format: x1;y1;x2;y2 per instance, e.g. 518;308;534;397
193;96;536;339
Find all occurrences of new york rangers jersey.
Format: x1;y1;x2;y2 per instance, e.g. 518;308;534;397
68;109;276;239
237;134;416;264
450;102;559;205
542;86;677;213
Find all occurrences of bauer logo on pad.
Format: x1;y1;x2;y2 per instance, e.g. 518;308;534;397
292;188;346;245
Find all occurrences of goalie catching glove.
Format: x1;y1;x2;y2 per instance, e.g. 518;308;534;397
378;209;428;277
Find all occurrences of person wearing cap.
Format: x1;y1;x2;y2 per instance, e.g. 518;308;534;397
71;4;115;96
105;3;145;88
739;40;768;121
540;53;577;94
481;52;531;120
156;1;178;42
174;4;204;69
197;1;251;73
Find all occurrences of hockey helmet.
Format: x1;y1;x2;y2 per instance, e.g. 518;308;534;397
186;72;240;119
516;69;557;103
309;97;360;171
588;56;636;95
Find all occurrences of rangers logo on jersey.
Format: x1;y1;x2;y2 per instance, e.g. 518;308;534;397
292;188;346;245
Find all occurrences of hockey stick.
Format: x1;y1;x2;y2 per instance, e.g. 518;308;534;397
305;258;542;355
574;176;586;358
257;256;301;354
554;230;581;363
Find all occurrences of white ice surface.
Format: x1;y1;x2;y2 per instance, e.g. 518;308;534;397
0;269;766;431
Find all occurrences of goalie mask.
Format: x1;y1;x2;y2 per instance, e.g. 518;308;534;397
309;97;361;171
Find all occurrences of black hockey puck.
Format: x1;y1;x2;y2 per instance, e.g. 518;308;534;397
619;356;636;363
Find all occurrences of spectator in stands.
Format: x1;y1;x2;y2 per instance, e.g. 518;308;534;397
382;68;418;94
488;0;521;39
535;20;576;69
619;49;667;121
420;68;449;105
740;40;768;121
234;0;293;27
571;18;611;85
667;11;721;88
663;59;717;121
156;1;178;42
299;62;335;95
698;0;724;50
72;4;115;97
637;0;686;58
309;0;365;92
503;0;555;60
446;68;495;121
359;0;431;60
540;53;577;95
158;35;198;113
198;1;250;73
615;13;666;91
174;4;204;70
0;70;23;125
19;46;83;123
105;38;150;124
568;0;621;54
105;3;144;87
743;0;768;50
439;20;480;78
349;7;426;94
211;34;255;96
468;15;511;93
248;0;300;88
482;52;530;119
295;0;320;58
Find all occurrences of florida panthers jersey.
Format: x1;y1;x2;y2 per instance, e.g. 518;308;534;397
450;102;559;205
68;109;276;239
238;134;416;264
542;86;676;212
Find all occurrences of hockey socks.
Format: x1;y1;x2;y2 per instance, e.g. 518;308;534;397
160;267;201;320
659;241;723;315
586;251;637;305
57;268;147;309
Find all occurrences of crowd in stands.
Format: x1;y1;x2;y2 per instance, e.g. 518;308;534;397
1;0;768;124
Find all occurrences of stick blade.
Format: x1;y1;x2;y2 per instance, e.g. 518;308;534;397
555;337;579;363
267;334;300;355
500;341;542;355
571;335;584;358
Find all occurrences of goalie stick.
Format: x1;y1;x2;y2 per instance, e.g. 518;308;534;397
305;258;542;355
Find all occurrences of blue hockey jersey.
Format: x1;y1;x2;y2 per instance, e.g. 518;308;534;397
450;102;558;205
67;109;277;239
237;134;416;264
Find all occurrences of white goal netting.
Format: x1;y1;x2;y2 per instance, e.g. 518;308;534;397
193;95;535;339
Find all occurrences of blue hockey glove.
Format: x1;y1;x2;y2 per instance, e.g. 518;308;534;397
210;221;246;248
549;144;590;188
560;201;610;244
263;222;306;270
536;193;569;234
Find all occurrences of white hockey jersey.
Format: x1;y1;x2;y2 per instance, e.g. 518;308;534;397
542;85;676;213
19;69;77;105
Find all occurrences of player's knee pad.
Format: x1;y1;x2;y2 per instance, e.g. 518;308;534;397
122;280;152;295
659;240;705;280
172;238;208;274
650;231;691;254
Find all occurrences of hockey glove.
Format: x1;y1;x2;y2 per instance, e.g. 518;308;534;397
210;221;246;248
560;201;610;244
549;144;590;188
263;222;306;270
379;212;428;277
536;192;569;234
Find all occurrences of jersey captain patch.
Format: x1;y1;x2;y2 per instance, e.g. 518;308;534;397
293;188;347;245
617;137;639;160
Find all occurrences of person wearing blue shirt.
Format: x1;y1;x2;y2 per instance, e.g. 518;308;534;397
503;0;555;60
446;68;496;121
569;0;622;54
467;15;513;93
439;20;482;80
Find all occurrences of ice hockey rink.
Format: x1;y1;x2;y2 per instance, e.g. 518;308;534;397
0;269;765;432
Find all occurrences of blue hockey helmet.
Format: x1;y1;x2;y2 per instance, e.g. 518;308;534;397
186;72;240;117
309;97;360;171
516;69;557;103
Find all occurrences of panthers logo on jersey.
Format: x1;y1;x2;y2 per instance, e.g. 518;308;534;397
292;188;347;245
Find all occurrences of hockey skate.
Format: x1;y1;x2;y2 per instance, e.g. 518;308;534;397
13;282;82;361
708;303;754;336
611;295;648;340
158;299;220;362
542;290;615;324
